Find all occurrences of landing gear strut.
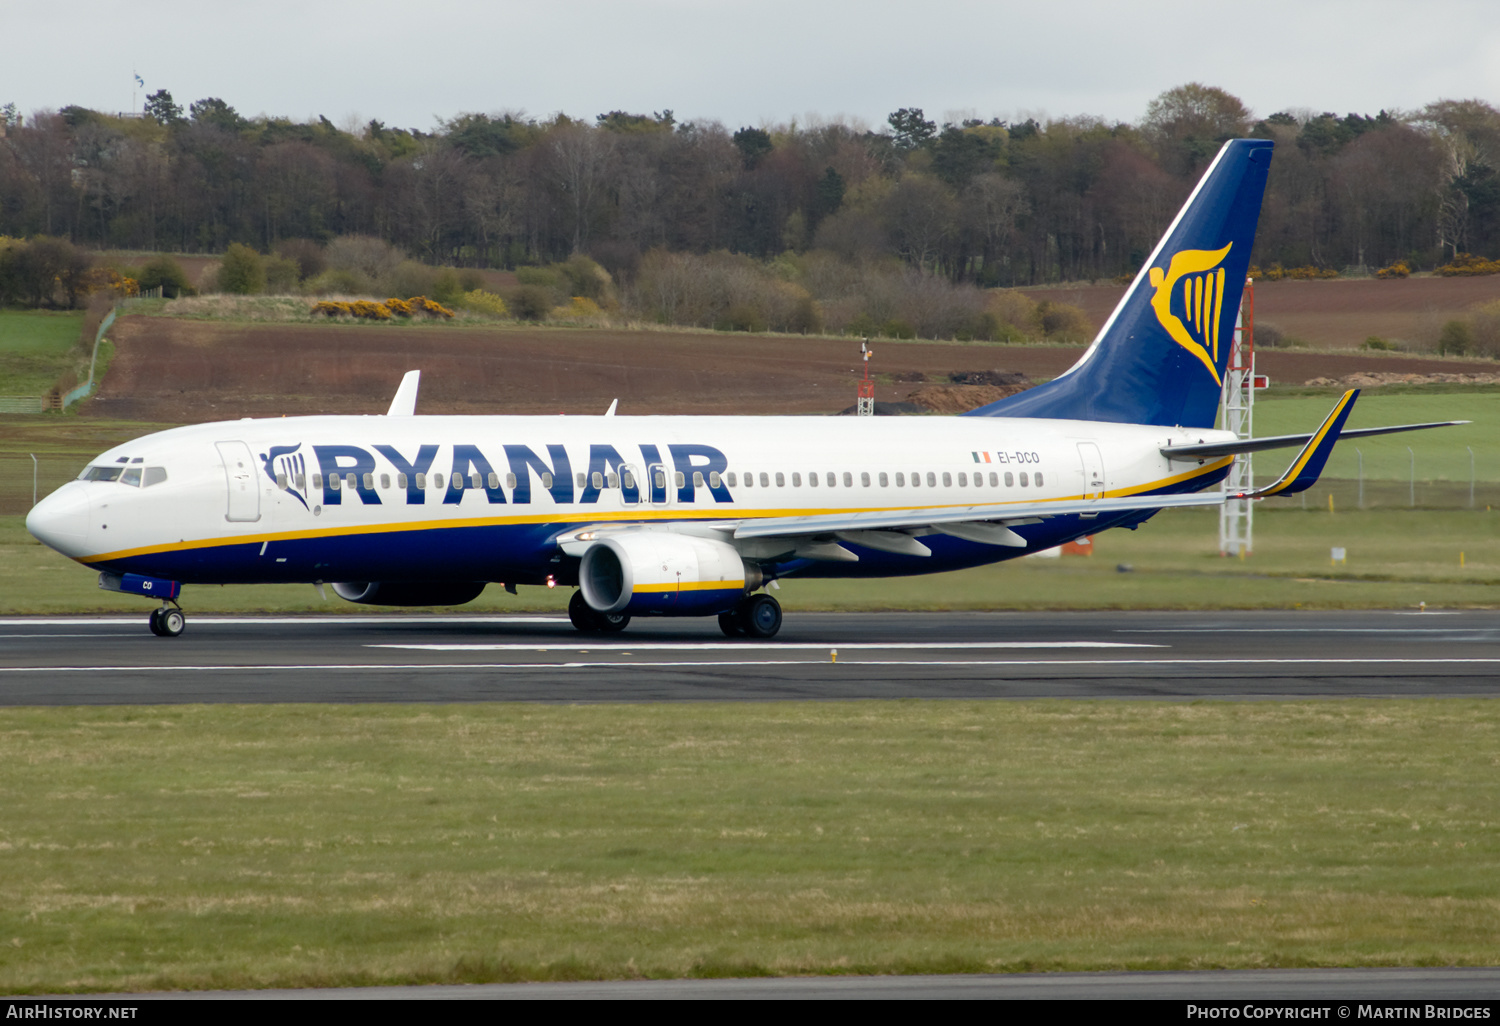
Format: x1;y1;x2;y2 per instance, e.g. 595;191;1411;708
719;593;782;639
568;590;631;633
148;603;185;637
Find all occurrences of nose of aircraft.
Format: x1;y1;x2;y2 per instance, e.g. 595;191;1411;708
26;481;91;558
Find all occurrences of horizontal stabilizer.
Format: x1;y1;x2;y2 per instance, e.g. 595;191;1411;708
1163;419;1467;460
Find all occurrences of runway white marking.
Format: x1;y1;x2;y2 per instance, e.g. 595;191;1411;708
367;641;1160;652
1118;628;1491;634
0;616;571;627
7;658;1500;674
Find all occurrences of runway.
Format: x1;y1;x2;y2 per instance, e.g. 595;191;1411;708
1;609;1495;705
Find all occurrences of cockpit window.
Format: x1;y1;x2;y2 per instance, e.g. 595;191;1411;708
79;464;166;486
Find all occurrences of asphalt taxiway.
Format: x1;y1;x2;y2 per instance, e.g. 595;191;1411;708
1;609;1495;705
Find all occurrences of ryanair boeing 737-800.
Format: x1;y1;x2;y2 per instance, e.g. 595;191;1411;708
24;140;1460;638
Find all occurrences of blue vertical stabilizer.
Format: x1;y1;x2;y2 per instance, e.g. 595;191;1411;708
964;139;1273;428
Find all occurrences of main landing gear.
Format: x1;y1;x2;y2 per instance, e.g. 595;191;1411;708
718;593;782;639
568;590;631;633
148;603;185;637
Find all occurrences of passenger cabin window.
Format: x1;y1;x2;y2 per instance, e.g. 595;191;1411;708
774;472;783;487
605;473;616;488
895;472;905;487
727;472;737;487
276;473;288;489
791;472;801;487
576;472;587;489
989;472;998;486
592;472;604;489
542;472;554;489
926;472;936;487
709;471;721;489
842;472;853;487
505;473;517;489
860;472;870;487
695;471;706;488
313;473;325;489
808;472;818;487
879;472;888;487
1035;472;1044;487
675;472;686;489
329;475;341;491
759;472;769;488
826;472;835;487
1019;472;1029;487
488;472;500;489
622;471;636;489
1004;472;1013;487
942;472;952;487
398;473;409;489
380;474;391;490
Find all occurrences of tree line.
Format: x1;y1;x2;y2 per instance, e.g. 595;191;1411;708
1;84;1498;287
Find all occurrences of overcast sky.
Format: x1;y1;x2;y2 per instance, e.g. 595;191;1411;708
7;0;1498;133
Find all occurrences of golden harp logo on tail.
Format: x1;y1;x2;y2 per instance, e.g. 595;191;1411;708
1149;243;1232;386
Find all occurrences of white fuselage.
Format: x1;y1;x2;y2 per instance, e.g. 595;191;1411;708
28;413;1233;589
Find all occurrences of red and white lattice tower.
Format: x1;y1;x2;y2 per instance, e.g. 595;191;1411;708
856;340;875;417
1219;278;1261;556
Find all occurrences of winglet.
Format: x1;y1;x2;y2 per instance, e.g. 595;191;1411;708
387;370;420;417
1240;389;1359;499
605;398;618;417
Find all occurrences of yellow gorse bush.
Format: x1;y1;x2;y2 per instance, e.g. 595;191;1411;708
1436;253;1500;277
1249;264;1340;281
312;296;455;320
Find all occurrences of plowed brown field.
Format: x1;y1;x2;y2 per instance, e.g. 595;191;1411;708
90;307;1500;422
1022;275;1500;350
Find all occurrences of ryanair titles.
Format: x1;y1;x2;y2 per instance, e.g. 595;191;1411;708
261;442;732;508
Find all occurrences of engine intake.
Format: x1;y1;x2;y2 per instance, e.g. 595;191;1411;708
332;581;487;606
579;533;758;616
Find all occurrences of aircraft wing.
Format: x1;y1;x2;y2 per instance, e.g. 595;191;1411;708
731;491;1228;543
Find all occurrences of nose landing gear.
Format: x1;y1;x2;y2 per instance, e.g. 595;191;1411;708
148;604;185;637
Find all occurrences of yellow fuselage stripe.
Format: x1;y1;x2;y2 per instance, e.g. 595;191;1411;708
78;458;1232;565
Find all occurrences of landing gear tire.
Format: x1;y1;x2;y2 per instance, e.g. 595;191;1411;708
597;611;630;633
149;606;184;637
569;591;600;632
725;594;781;639
569;590;630;633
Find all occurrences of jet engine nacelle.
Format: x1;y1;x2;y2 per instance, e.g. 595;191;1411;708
332;581;487;606
579;533;760;617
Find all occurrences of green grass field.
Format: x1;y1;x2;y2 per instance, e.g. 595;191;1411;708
2;506;1495;616
0;310;86;396
1252;391;1500;485
2;393;1498;614
3;699;1498;992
